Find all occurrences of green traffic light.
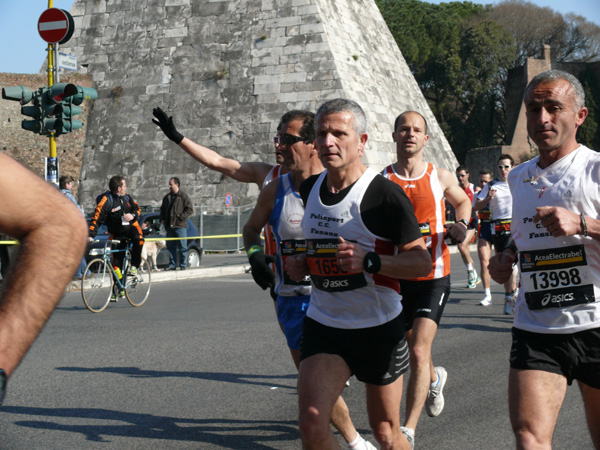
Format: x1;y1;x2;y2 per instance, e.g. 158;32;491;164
64;84;98;105
2;86;33;104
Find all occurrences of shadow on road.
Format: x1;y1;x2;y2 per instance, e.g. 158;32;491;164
3;405;298;448
56;366;297;390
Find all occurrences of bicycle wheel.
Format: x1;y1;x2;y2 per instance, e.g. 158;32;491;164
81;258;113;313
125;257;151;307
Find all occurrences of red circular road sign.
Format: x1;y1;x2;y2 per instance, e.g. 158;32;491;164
38;8;74;44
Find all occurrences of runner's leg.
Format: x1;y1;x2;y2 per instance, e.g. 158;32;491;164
509;368;566;449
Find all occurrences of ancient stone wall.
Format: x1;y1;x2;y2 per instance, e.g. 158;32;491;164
58;0;457;208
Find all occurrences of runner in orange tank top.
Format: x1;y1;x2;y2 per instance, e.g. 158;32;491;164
382;110;472;448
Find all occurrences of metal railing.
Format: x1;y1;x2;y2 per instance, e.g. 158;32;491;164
139;203;256;253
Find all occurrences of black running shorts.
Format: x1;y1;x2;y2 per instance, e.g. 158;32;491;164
300;314;409;385
400;275;451;330
510;326;600;388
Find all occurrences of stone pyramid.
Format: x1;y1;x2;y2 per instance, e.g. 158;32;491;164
62;0;457;207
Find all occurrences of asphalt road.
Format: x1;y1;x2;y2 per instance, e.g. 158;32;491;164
0;254;594;449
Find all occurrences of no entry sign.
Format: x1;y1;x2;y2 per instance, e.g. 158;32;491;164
38;8;74;44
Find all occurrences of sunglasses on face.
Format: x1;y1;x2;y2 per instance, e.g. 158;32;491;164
457;174;466;178
274;133;309;146
498;165;512;170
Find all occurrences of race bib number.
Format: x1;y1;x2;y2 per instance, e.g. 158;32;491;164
280;239;310;286
306;238;367;292
478;211;491;223
494;219;511;236
520;245;595;310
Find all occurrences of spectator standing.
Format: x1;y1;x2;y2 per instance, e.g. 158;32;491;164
490;70;600;449
59;175;87;278
160;177;193;270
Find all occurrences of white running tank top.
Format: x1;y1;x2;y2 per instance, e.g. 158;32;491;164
270;173;311;297
509;146;600;333
301;168;402;329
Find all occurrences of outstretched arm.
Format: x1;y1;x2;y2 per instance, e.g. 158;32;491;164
153;107;274;186
0;154;88;377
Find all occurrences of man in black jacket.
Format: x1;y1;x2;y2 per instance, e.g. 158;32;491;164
160;177;194;270
89;176;144;277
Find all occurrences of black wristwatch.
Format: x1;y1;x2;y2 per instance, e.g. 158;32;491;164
364;252;381;274
0;369;7;406
457;219;469;227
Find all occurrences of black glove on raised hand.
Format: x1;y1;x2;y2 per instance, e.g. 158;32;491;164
152;107;184;144
444;222;467;244
248;251;276;290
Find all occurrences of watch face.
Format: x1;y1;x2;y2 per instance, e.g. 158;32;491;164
0;369;6;406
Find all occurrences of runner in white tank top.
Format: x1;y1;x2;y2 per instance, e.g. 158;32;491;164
488;70;600;449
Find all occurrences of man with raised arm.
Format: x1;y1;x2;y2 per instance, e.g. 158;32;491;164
490;70;600;449
287;99;431;449
243;110;373;450
0;154;88;405
382;111;472;448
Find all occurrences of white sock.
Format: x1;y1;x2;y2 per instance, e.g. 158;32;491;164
467;263;474;271
347;433;367;449
484;288;491;297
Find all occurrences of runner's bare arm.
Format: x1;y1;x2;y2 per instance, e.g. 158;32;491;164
242;181;279;249
336;236;431;279
439;168;471;222
0;154;88;376
179;137;274;186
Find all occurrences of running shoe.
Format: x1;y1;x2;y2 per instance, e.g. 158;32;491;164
400;427;415;450
129;266;138;275
504;294;515;315
467;269;481;289
479;296;492;306
425;366;447;417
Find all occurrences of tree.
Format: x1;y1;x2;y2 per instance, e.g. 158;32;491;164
376;0;514;161
488;0;600;64
578;67;600;150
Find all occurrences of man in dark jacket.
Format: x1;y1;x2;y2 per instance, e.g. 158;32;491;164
89;176;144;275
160;177;193;270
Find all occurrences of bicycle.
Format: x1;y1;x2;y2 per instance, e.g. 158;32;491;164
81;239;152;313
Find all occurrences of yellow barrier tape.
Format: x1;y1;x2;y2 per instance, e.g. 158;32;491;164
0;234;243;245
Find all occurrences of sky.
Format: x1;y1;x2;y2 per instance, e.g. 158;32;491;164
0;0;599;74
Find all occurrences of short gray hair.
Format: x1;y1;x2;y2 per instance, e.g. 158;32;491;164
315;98;367;136
525;70;585;110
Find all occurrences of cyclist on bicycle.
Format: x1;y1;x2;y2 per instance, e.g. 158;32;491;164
88;176;144;291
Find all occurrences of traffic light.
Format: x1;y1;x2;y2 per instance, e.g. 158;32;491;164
41;83;97;136
1;86;43;134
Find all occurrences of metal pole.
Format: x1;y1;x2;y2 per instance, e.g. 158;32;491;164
47;0;57;185
200;205;204;248
236;206;241;252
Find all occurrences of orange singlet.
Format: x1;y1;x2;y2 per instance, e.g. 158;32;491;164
383;162;450;281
